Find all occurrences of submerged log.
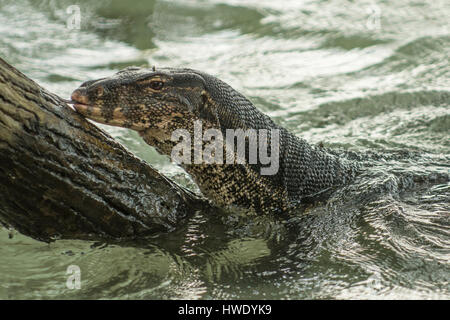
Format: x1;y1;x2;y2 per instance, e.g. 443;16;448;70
0;57;206;242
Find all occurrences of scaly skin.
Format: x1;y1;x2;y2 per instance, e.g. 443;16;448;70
71;67;360;213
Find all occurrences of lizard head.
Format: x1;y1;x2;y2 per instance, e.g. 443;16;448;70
71;66;288;212
70;66;209;132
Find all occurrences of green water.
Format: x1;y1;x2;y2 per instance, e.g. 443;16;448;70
0;0;449;299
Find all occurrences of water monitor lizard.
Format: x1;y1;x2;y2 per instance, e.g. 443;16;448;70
70;67;361;214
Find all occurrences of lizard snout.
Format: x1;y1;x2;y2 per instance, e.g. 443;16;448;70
71;87;90;106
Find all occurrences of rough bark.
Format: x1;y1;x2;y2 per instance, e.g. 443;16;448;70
0;57;207;242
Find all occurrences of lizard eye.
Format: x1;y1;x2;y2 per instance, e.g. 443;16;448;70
150;81;164;90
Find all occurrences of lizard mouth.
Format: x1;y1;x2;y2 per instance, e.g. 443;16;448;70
73;102;96;114
69;89;103;118
72;102;104;119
